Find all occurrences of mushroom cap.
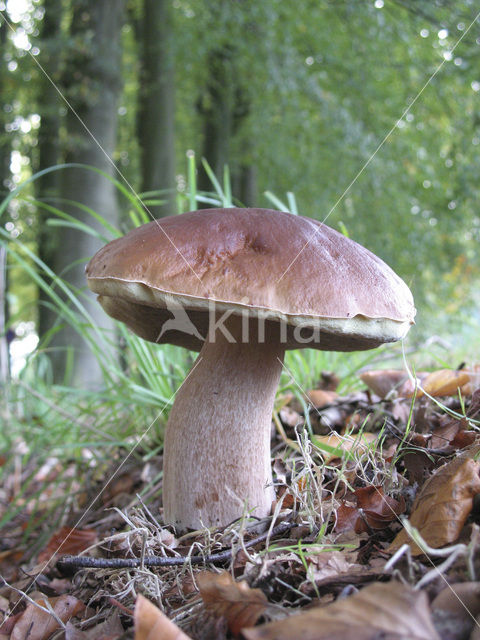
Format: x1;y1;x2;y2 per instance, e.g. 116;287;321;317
86;208;415;351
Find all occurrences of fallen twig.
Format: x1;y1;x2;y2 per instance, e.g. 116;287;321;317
57;520;299;572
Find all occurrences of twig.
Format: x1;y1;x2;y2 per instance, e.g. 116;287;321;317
57;521;299;571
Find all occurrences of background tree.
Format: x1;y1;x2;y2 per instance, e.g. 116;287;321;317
35;0;62;340
2;0;480;381
47;0;126;386
136;0;176;217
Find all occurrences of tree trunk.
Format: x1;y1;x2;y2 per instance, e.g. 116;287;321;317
35;0;62;340
197;46;235;195
0;20;10;198
0;20;11;383
137;0;176;217
50;0;126;387
0;247;9;384
197;46;257;205
233;150;258;207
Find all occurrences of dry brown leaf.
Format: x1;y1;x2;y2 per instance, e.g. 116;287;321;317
360;369;408;398
355;485;405;529
241;581;439;640
432;582;480;618
451;430;479;449
335;487;404;534
470;618;480;640
0;548;24;582
461;365;480;395
101;471;137;505
430;416;467;449
399;372;429;398
11;595;85;640
198;571;267;637
389;452;480;555
306;389;338;408
403;369;470;398
431;582;480;640
65;610;124;639
423;369;470;396
334;503;362;533
134;594;192;640
0;610;23;637
278;406;302;428
313;432;376;463
307;550;361;582
38;526;97;562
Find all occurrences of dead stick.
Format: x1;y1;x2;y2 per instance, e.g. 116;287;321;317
57;521;298;572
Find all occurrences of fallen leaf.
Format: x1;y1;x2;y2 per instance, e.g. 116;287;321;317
0;548;25;582
198;571;267;637
313;432;376;463
423;369;470;396
355;485;405;530
11;595;85;640
241;581;440;639
360;369;408;398
38;526;97;562
0;611;23;637
65;609;125;639
403;369;470;398
306;389;338;408
307;550;360;582
317;371;340;391
403;450;436;485
432;581;480;617
431;582;480;640
399;373;429;398
460;365;480;396
451;430;478;449
470;618;480;640
335;487;404;533
430;416;468;449
468;388;480;419
102;471;138;505
334;503;363;534
389;451;480;555
278;406;302;428
134;594;192;640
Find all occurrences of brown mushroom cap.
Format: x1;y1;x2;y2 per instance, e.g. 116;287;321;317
86;208;415;351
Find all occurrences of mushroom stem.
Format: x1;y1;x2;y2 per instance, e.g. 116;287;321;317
163;315;285;530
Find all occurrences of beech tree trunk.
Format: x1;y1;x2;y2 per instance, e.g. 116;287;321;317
0;21;11;383
49;0;126;387
137;0;176;217
197;46;257;205
197;46;236;195
0;20;10;197
35;0;62;340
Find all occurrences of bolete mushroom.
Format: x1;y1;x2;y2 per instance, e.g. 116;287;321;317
86;208;415;530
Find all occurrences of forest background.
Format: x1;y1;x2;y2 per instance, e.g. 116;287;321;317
1;0;480;388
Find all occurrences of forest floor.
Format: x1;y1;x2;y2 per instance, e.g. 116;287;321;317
1;366;480;639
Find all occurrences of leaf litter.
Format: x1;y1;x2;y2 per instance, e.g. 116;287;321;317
1;367;480;639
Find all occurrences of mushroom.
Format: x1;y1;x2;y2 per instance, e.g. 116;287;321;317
86;207;415;530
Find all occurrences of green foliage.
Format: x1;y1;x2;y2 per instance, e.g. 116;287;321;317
171;1;480;336
3;0;480;342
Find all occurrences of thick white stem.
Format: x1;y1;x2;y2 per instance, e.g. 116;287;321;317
163;318;285;530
